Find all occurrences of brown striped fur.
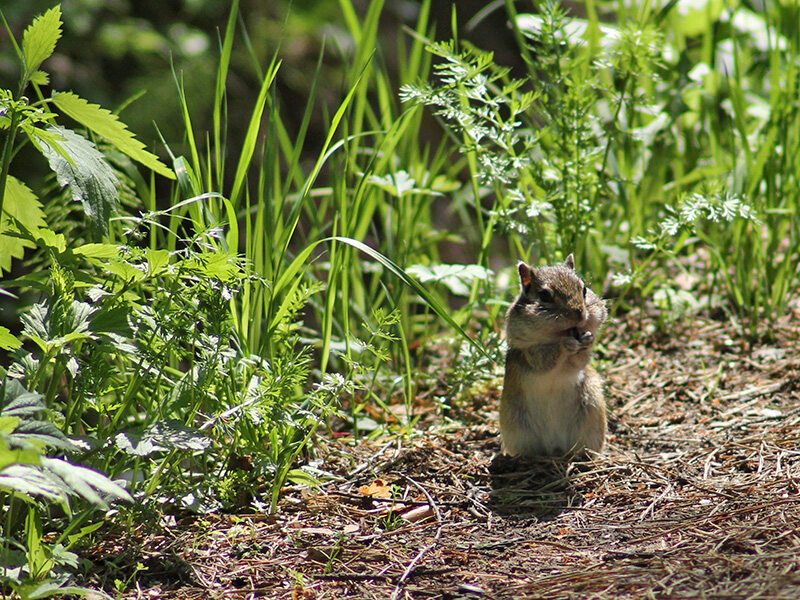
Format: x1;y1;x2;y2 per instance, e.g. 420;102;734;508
499;255;607;457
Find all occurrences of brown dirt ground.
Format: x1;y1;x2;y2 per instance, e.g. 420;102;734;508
85;304;800;600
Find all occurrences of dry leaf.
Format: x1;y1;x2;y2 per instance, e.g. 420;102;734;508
358;478;393;498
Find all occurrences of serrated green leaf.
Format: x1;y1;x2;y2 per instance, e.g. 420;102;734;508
72;242;121;260
22;5;62;76
115;419;211;457
10;420;77;453
29;70;50;86
0;436;40;470
38;125;119;237
0;176;46;274
0;326;22;351
0;416;20;435
146;248;170;275
103;259;146;283
1;379;45;417
20;302;50;344
186;251;240;280
51;91;175;179
41;457;132;508
26;124;73;163
0;464;68;504
35;228;66;253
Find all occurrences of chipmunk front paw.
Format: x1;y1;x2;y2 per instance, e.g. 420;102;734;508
563;328;594;353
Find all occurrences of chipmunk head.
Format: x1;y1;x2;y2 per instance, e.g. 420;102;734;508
506;254;605;348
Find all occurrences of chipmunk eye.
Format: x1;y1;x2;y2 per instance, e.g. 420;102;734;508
582;285;587;299
538;288;554;303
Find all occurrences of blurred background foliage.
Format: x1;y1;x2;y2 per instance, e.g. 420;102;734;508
1;0;512;185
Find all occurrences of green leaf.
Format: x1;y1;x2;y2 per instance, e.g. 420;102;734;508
11;420;77;453
1;379;76;453
72;242;121;260
0;176;46;274
114;419;211;457
0;326;22;351
17;580;114;600
38;126;119;236
0;464;68;504
51;91;175;179
146;248;170;276
368;170;417;197
285;468;320;488
0;436;40;472
0;416;20;436
406;263;492;296
1;379;45;418
29;70;50;86
40;457;132;509
35;228;66;253
21;5;62;76
102;259;146;283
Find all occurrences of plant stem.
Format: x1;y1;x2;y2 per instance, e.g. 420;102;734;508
0;109;19;220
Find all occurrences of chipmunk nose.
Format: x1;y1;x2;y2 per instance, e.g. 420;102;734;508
573;309;587;323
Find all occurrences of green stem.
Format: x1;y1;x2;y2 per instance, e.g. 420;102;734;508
0;109;19;219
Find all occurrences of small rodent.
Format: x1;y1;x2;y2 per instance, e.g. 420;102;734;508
499;254;607;458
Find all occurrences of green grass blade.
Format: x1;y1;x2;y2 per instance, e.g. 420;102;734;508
229;56;281;209
327;236;494;362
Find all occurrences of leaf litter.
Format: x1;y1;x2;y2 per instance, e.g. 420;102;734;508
83;303;800;599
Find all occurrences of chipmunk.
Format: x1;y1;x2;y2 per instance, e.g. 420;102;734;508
499;254;607;458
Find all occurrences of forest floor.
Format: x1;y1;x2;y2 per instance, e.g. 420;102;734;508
85;303;800;600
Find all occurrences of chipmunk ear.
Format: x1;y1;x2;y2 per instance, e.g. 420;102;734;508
517;262;532;289
564;254;575;270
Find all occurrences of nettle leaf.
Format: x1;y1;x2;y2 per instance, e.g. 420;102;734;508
0;464;68;505
0;326;22;351
51;91;175;179
38;126;119;237
20;298;95;350
115;419;211;457
186;251;241;280
40;457;132;509
72;242;121;261
1;379;45;418
26;124;73;162
0;176;46;274
0;416;20;436
29;70;50;86
1;380;77;452
21;5;63;76
35;228;67;254
10;420;76;453
20;302;50;343
0;436;41;471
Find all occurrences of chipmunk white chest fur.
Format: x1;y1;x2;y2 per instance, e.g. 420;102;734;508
499;254;607;457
